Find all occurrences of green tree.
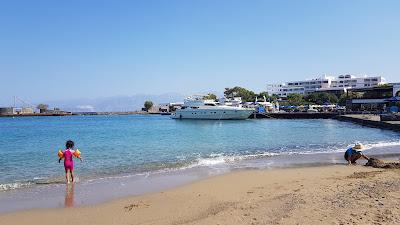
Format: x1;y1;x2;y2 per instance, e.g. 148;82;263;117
203;93;217;100
287;93;305;106
305;92;338;105
224;86;257;102
37;103;49;110
377;83;392;88
37;103;49;113
270;94;280;101
338;93;349;106
256;92;270;101
144;101;154;111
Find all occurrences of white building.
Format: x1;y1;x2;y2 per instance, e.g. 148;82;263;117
331;75;386;89
267;75;386;97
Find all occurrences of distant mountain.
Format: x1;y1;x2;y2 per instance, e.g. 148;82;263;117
46;93;186;112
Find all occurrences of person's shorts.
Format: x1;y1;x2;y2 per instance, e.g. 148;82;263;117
64;164;74;171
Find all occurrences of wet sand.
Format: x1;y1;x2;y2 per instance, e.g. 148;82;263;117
1;164;400;225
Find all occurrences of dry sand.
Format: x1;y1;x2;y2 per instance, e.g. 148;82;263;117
1;165;400;225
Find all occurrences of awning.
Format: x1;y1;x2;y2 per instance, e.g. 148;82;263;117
385;96;400;102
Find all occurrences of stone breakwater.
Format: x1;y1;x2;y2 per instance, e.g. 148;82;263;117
335;114;400;133
251;112;400;132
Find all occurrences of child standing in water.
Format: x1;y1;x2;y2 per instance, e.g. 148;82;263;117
59;140;82;183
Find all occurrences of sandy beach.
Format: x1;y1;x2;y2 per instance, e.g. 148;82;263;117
1;165;399;225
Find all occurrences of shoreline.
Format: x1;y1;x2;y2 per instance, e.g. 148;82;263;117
1;148;399;214
1;164;399;224
0;111;152;117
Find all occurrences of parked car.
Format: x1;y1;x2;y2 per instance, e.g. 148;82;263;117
307;109;318;113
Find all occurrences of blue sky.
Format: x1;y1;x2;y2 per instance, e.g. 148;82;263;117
0;0;399;104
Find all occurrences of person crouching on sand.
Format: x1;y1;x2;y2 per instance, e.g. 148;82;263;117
344;143;369;165
59;140;82;183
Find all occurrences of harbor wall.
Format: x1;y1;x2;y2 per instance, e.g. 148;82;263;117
251;112;400;133
335;115;400;132
251;112;338;119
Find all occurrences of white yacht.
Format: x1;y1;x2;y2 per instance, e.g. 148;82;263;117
171;96;254;120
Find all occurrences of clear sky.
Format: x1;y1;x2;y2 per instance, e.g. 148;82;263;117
0;0;399;104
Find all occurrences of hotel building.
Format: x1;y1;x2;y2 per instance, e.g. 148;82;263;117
267;75;386;97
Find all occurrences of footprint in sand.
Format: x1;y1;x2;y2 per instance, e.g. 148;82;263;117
124;202;150;212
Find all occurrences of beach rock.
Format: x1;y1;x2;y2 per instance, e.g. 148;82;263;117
365;158;400;169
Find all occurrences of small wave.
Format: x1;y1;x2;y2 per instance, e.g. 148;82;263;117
363;141;400;150
32;176;66;185
0;181;33;191
34;180;66;185
180;140;400;169
0;177;67;191
182;152;280;169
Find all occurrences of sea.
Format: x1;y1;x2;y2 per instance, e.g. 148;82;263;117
0;115;399;213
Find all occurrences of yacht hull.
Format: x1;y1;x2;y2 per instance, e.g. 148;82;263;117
171;108;254;120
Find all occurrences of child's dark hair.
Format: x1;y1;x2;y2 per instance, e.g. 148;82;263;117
66;140;74;149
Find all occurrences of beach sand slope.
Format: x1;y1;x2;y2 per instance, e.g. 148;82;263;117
1;165;399;225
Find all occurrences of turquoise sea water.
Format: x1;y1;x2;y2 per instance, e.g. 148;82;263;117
0;115;399;192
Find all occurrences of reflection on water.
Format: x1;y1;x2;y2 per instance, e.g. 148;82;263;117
64;183;75;207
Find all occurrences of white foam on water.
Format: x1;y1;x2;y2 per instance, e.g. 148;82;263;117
364;140;400;150
0;181;33;191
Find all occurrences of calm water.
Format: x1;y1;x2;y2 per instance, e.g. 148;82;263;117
1;115;400;192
